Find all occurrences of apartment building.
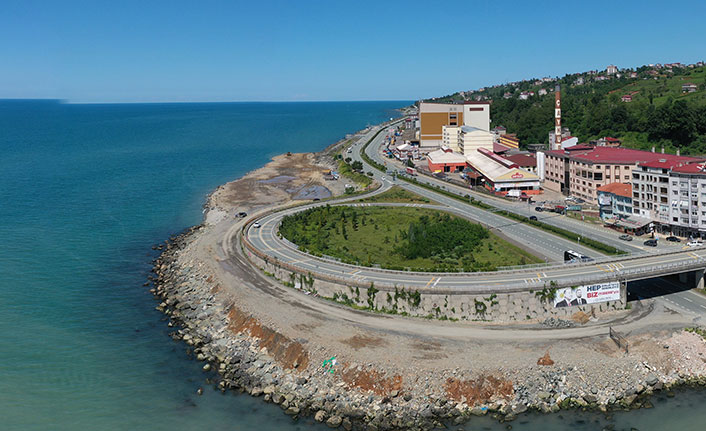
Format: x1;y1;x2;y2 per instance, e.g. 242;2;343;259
597;183;633;220
668;163;706;238
632;161;706;238
544;146;699;204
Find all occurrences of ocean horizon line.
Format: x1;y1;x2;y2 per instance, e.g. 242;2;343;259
0;98;415;106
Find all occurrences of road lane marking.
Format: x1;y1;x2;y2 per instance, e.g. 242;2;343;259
431;278;441;288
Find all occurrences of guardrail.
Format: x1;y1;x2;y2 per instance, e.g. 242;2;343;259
243;209;706;294
264;201;706;277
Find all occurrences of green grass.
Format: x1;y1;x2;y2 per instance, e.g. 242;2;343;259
338;158;372;188
357;186;432;204
279;206;542;272
566;211;601;224
621;68;706;106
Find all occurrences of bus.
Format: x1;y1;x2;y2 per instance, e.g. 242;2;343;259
564;250;592;263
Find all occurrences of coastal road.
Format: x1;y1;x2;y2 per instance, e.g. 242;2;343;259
345;124;602;261
361;126;665;255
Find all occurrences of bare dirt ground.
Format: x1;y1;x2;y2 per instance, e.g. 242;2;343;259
204;147;362;225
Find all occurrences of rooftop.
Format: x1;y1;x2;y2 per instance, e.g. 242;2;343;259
597;182;632;198
461;125;485;133
545;146;701;165
503;153;536;167
493;142;512;154
427;149;467;164
466;149;539;183
672;163;706;174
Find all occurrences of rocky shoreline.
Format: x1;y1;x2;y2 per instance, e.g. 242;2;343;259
148;223;706;430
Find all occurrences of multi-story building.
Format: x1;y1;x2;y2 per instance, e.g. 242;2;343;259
543;146;700;204
419;101;490;148
458;126;493;157
597;183;633;220
632;161;706;238
667;163;706;238
606;64;618;75
441;125;461;152
419;102;463;148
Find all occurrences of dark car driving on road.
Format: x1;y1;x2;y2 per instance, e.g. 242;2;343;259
644;239;658;247
666;236;681;242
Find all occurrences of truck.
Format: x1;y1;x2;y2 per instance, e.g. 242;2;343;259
405;166;417;176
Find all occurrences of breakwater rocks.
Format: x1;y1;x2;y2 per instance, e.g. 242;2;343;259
149;226;706;430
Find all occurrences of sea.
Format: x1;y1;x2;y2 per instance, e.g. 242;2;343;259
1;100;704;431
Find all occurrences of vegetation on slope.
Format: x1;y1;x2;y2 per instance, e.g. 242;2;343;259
357;186;431;204
430;65;706;154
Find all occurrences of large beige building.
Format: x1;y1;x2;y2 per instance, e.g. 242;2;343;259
458;126;493;157
419;101;490;148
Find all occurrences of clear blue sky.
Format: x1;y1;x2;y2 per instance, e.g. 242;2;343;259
2;0;705;103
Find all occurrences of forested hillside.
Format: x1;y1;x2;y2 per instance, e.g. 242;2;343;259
429;65;706;154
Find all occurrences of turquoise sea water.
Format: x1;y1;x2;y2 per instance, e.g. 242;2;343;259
1;100;705;431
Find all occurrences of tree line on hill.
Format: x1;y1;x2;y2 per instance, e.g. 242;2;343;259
429;66;706;154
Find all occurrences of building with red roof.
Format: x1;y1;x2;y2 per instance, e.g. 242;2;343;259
502;153;537;174
542;146;702;205
597;183;640;231
632;157;706;238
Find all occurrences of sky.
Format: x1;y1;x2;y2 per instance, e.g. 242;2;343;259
1;0;705;103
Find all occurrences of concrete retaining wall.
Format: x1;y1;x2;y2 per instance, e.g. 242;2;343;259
243;242;626;323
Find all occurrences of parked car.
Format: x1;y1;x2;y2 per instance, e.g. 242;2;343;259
574;198;586;204
687;240;704;247
665;236;681;242
252;222;261;229
619;234;633;241
237;211;247;218
529;216;538;221
534;206;543;212
643;239;658;247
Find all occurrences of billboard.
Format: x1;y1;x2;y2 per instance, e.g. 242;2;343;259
554;281;621;308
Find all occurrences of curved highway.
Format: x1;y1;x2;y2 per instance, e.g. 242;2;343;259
242;121;706;294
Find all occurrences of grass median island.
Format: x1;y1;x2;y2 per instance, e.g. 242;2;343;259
356;186;432;204
279;206;542;272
